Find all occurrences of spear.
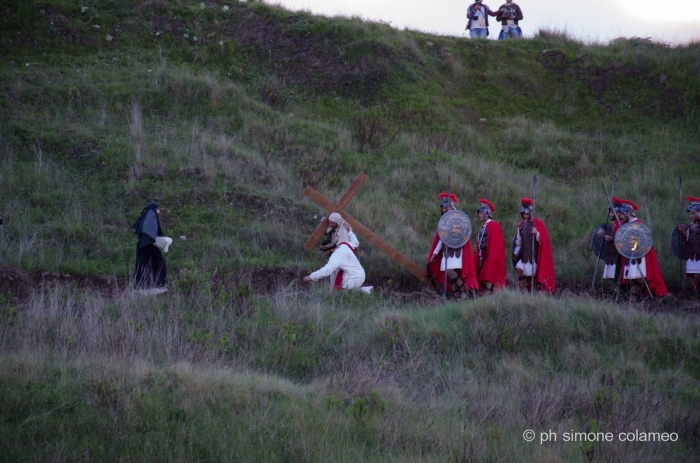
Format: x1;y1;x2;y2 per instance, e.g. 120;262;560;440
444;175;451;300
679;176;683;291
531;175;537;294
591;170;619;292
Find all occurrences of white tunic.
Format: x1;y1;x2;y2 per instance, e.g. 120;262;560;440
683;226;700;274
623;218;647;279
432;239;463;271
310;243;366;289
602;263;617;279
687;259;700;274
330;232;359;288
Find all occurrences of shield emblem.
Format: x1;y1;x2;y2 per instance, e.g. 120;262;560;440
437;210;472;249
590;224;610;260
671;224;689;260
614;221;653;259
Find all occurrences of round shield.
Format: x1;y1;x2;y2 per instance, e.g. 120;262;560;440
614;221;653;259
671;224;689;260
590;224;610;260
437;210;472;249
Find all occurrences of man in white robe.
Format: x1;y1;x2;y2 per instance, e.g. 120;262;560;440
304;214;371;293
318;212;359;289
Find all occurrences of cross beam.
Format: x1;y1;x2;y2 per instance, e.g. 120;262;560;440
304;172;368;250
303;175;429;284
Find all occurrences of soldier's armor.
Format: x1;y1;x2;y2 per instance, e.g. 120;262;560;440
604;223;617;265
688;222;700;260
518;222;539;265
446;247;462;259
477;224;488;253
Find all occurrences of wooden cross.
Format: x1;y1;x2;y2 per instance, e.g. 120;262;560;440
304;173;429;284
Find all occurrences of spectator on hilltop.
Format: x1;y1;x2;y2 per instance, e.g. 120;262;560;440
496;0;524;40
466;0;498;38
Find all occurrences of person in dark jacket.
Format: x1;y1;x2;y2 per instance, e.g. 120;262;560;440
496;0;524;39
466;0;498;38
132;202;167;289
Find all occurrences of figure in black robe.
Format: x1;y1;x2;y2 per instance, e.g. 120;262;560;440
132;202;167;289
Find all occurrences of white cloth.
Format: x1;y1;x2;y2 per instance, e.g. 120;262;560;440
624;257;647;279
329;231;360;288
686;259;700;274
310;244;366;289
516;260;536;276
602;264;616;279
347;231;359;250
623;218;647;279
432;240;463;270
154;236;173;252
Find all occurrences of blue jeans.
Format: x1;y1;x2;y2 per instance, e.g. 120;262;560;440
498;26;523;40
470;28;488;38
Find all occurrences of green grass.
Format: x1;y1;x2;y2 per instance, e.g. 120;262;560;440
1;1;698;285
1;289;699;462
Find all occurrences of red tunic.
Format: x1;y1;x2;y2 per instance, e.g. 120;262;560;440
425;233;479;292
473;220;507;289
619;219;668;297
517;218;556;293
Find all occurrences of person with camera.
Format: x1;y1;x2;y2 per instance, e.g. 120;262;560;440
495;0;524;39
466;0;498;38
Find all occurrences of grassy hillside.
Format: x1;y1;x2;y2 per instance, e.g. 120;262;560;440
1;0;699;291
2;290;700;462
1;1;700;461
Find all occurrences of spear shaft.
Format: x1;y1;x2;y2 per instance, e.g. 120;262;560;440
531;175;537;294
679;176;683;290
591;170;619;292
444;175;451;300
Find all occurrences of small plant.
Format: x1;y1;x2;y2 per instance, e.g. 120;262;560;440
259;75;289;110
348;390;387;426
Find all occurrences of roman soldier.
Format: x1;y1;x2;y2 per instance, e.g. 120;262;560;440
601;197;623;280
678;196;700;294
615;198;667;301
473;198;507;295
513;198;555;293
426;192;479;299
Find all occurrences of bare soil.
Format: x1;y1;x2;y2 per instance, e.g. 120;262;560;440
2;264;699;315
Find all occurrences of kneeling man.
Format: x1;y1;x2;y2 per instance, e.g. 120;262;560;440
303;222;371;293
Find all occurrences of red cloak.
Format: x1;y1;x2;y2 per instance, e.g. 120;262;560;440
517;218;556;293
619;219;668;297
425;233;479;292
473;220;507;289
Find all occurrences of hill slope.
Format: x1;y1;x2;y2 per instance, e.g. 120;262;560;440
2;0;700;294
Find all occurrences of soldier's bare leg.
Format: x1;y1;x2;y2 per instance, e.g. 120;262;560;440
629;279;643;303
446;269;466;299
